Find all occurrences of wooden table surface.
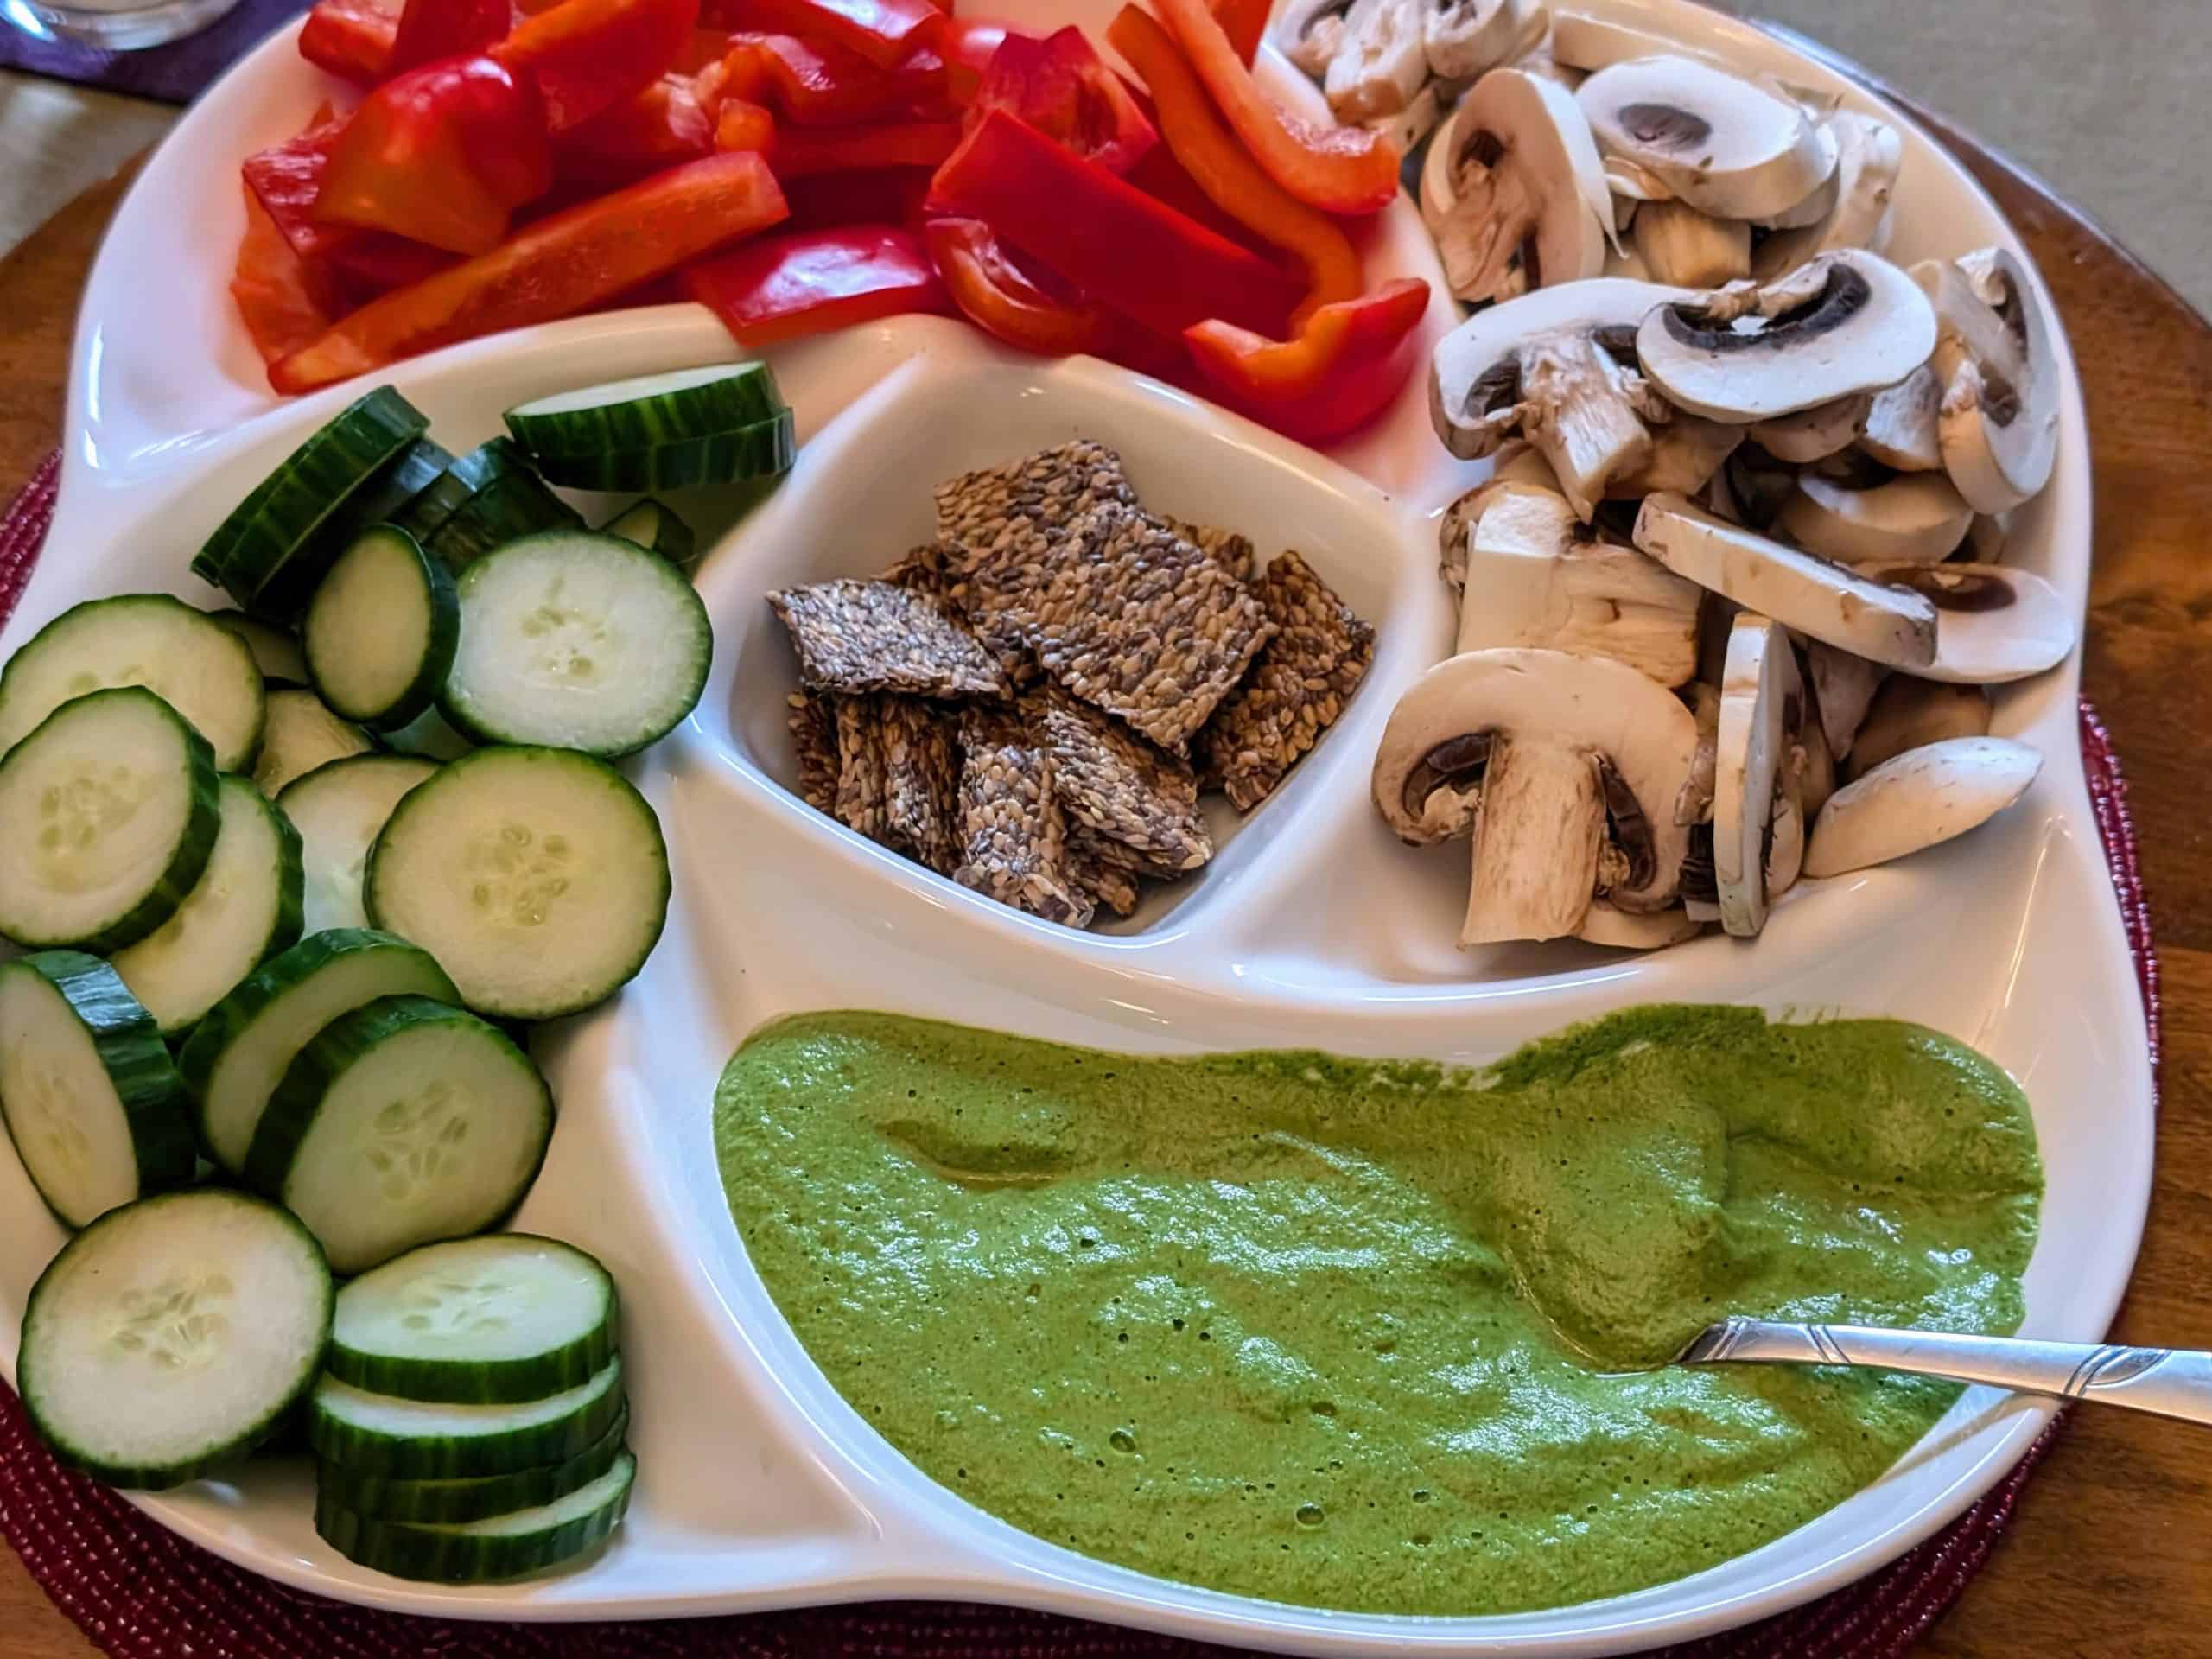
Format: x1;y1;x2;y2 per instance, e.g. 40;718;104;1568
1;70;2209;1659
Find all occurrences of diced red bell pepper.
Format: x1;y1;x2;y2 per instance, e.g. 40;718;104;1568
676;23;731;69
939;16;1006;103
966;26;1154;176
242;115;353;263
556;73;714;180
717;0;942;70
388;0;512;73
326;233;461;296
724;29;941;125
925;216;1111;357
683;222;946;346
272;150;788;392
1153;0;1399;215
298;0;399;85
779;165;931;231
1208;0;1267;67
1183;277;1430;443
925;107;1299;340
315;55;554;256
494;0;700;131
233;184;340;368
772;118;957;175
714;95;776;150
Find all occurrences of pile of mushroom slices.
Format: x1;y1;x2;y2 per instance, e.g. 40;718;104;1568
1372;240;2073;953
1274;0;1552;160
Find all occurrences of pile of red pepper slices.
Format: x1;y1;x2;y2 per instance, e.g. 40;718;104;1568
237;0;1430;444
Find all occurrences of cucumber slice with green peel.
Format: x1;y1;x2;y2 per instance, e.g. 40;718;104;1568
279;755;440;935
328;1235;616;1403
304;528;460;732
316;1451;634;1581
442;532;711;757
525;410;796;493
0;688;221;951
384;705;474;761
19;1189;332;1487
309;1355;624;1478
208;610;308;689
0;952;195;1229
245;995;554;1274
326;437;455;549
0;594;265;771
392;441;583;574
111;776;306;1036
600;497;696;569
191;387;431;610
252;688;376;798
365;747;670;1020
505;363;783;454
389;438;533;547
178;928;461;1174
318;1406;626;1523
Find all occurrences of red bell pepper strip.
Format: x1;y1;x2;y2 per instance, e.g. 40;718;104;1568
232;184;340;368
779;165;931;231
1152;0;1399;215
714;95;776;150
772;118;957;175
925;216;1112;357
493;0;700;131
326;233;461;296
315;56;554;256
938;16;1006;103
1208;0;1268;67
298;0;399;85
388;0;512;73
1184;276;1429;443
272;150;788;392
242;115;353;263
683;222;947;345
558;74;715;179
725;30;940;125
676;24;730;69
966;26;1154;176
718;0;942;70
925;108;1299;340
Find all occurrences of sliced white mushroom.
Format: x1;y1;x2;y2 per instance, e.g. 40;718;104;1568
1423;0;1541;80
1962;512;2009;563
1363;79;1445;152
1717;443;1799;532
1766;785;1807;896
1636;251;1937;422
1778;467;1974;564
1857;365;1943;472
1802;637;1886;760
1425;69;1614;306
1852;563;2076;684
1434;281;1676;454
1804;736;2042;877
1847;678;1993;779
1603;155;1674;203
1324;0;1428;120
1577;899;1704;950
1752;111;1902;276
1713;613;1795;936
1372;717;1489;847
1510;35;1583;90
1676;677;1719;827
1635;493;1937;669
1631;199;1751;288
1437;443;1565;594
1278;0;1360;78
1577;55;1834;220
1913;247;2062;513
1754;168;1838;232
1610;415;1742;498
1452;481;1705;685
1747;393;1871;463
1548;10;1686;73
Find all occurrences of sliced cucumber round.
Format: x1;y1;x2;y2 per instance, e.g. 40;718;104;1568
318;1406;626;1523
310;1354;624;1478
208;610;308;689
389;439;534;548
524;410;796;493
391;440;583;574
178;928;461;1175
316;1450;633;1582
442;531;710;757
0;687;221;951
279;754;440;935
111;776;306;1036
505;363;782;455
252;688;376;798
245;995;554;1274
365;747;670;1020
0;594;265;771
305;528;460;732
20;1189;332;1487
384;706;476;762
601;497;696;569
328;1235;616;1403
327;437;455;548
0;952;194;1229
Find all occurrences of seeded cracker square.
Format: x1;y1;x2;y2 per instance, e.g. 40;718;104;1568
952;705;1093;927
768;579;1008;699
831;696;889;840
878;696;961;874
1065;826;1142;918
1171;519;1258;583
880;543;950;598
1039;696;1212;872
1195;550;1375;810
787;693;839;814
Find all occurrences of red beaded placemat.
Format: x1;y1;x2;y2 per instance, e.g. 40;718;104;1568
0;449;2157;1658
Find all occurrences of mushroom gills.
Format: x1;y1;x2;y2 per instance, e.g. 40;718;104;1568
1913;248;2061;513
1748;394;1870;464
1631;200;1752;288
1847;678;1993;779
1804;736;2041;877
1779;467;1974;565
1325;0;1429;119
1858;366;1943;472
1278;0;1360;77
1852;562;2075;684
1752;111;1902;276
1576;54;1834;219
1427;69;1612;306
1713;613;1794;937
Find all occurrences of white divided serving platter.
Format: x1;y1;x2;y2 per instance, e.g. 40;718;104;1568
0;1;2148;1655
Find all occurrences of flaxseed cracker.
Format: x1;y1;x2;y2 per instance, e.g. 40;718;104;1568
787;692;839;815
768;578;1007;699
878;696;961;874
1039;695;1212;872
951;705;1093;927
1172;519;1258;583
832;694;890;840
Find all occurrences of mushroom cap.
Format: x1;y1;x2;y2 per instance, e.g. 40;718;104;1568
1370;647;1700;909
1427;68;1615;307
1914;247;2062;513
1852;562;2076;684
1577;54;1834;219
1548;9;1686;73
1713;613;1795;937
1577;899;1704;949
1847;677;1993;779
1857;365;1944;472
1803;735;2042;877
1752;111;1902;276
1325;0;1429;122
1277;0;1359;77
1778;468;1974;565
1633;491;1938;668
1636;251;1937;423
1747;392;1872;463
1423;0;1535;80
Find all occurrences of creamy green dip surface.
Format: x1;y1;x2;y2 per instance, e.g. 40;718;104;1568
713;1005;2041;1616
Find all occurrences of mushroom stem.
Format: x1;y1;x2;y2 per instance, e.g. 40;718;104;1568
1631;200;1751;288
1462;738;1605;944
1518;328;1663;518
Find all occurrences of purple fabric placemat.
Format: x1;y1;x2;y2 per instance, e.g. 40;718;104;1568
0;0;298;105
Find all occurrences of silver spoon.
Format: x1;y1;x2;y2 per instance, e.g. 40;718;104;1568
1678;1318;2212;1426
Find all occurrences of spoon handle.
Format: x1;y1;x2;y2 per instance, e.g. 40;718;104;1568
1681;1318;2212;1427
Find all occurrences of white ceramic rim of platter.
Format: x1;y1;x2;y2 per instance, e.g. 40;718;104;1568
0;1;2150;1654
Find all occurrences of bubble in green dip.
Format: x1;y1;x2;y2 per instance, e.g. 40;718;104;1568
713;1004;2041;1616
